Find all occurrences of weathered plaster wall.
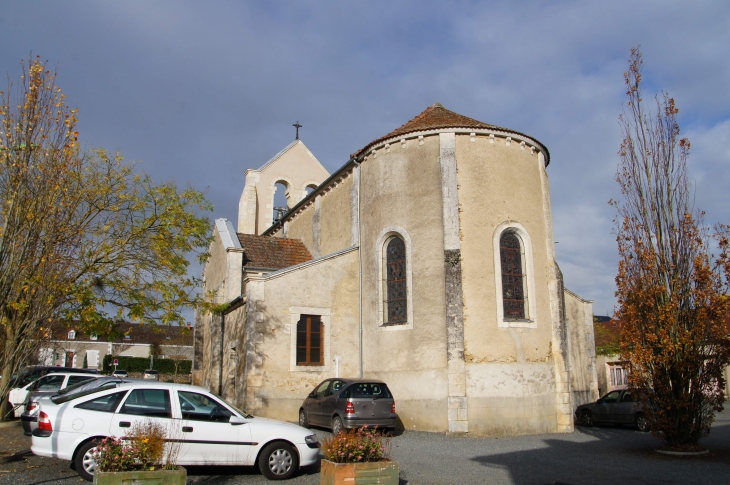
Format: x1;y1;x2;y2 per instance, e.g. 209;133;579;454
454;134;562;433
220;305;247;404
197;231;227;391
204;231;229;301
282;202;315;254
455;134;553;363
320;176;353;256
359;135;450;432
564;289;599;408
466;362;557;436
234;250;361;422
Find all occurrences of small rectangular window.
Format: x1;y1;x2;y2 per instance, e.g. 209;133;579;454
296;315;323;366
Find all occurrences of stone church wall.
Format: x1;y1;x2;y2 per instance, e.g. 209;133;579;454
454;134;563;434
465;362;557;436
282;202;316;255
456;134;554;363
236;249;360;422
319;175;353;256
359;135;451;432
280;170;354;258
564;289;600;408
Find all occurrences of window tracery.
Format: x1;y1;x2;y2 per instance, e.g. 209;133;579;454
384;236;407;325
500;232;526;320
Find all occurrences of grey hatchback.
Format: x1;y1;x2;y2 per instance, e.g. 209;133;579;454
299;378;396;434
575;389;650;431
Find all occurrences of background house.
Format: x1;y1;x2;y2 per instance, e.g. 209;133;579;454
40;322;194;371
592;316;730;398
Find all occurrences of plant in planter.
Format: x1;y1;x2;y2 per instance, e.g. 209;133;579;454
91;419;185;485
320;426;398;485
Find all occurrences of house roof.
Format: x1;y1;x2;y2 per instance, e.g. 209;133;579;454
237;233;312;269
352;103;549;163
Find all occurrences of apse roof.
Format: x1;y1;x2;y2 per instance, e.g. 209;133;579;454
237;233;312;269
352;103;549;163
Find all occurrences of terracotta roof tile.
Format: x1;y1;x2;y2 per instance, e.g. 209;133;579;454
352;103;548;163
237;233;312;269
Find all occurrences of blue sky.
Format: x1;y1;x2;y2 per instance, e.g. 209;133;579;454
2;1;729;316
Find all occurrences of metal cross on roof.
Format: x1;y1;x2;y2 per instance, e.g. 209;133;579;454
293;121;302;140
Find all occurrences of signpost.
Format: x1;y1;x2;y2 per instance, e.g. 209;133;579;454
113;358;119;374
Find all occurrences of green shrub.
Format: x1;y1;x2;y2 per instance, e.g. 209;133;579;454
102;354;191;374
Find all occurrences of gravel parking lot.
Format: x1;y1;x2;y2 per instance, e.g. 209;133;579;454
2;408;730;485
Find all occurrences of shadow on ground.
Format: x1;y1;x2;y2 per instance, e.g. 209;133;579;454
469;422;730;485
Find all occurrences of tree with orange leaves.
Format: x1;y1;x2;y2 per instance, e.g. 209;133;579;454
0;57;212;420
613;47;730;450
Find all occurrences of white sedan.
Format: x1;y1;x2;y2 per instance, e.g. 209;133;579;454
31;381;320;481
8;372;99;417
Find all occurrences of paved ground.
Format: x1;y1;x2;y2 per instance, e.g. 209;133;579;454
2;409;730;485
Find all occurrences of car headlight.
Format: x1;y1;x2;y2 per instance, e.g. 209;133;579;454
304;435;319;449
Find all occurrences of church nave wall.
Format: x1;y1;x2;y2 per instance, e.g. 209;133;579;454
234;248;360;422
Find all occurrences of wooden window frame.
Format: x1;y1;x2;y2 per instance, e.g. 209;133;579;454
296;314;323;366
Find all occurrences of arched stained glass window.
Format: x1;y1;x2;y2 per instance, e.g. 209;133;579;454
500;232;526;320
384;236;407;325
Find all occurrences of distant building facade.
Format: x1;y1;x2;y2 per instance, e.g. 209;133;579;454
40;322;194;370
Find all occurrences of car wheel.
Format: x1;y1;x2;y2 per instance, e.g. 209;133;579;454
74;439;100;482
258;441;298;480
332;416;343;435
581;410;594;427
636;413;650;432
298;409;308;428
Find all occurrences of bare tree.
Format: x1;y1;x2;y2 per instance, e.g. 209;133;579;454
161;328;192;383
613;47;730;450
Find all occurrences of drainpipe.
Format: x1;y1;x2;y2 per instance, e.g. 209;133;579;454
354;158;363;379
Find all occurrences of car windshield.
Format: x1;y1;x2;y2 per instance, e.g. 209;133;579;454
211;392;253;419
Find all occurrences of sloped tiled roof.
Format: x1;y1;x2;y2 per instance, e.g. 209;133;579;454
237;233;312;269
352;103;548;162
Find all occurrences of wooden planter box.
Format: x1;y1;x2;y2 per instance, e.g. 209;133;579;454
320;459;399;485
93;467;187;485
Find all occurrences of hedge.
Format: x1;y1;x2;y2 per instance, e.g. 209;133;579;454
102;354;192;374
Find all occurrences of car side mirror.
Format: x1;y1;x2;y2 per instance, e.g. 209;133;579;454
229;415;246;425
596;398;603;404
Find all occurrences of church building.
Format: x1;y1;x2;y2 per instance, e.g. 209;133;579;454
193;104;598;436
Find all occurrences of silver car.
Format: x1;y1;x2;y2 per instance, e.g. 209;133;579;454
299;378;396;434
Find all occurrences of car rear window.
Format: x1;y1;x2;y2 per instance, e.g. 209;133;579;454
76;391;127;413
350;383;392;399
67;375;94;387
